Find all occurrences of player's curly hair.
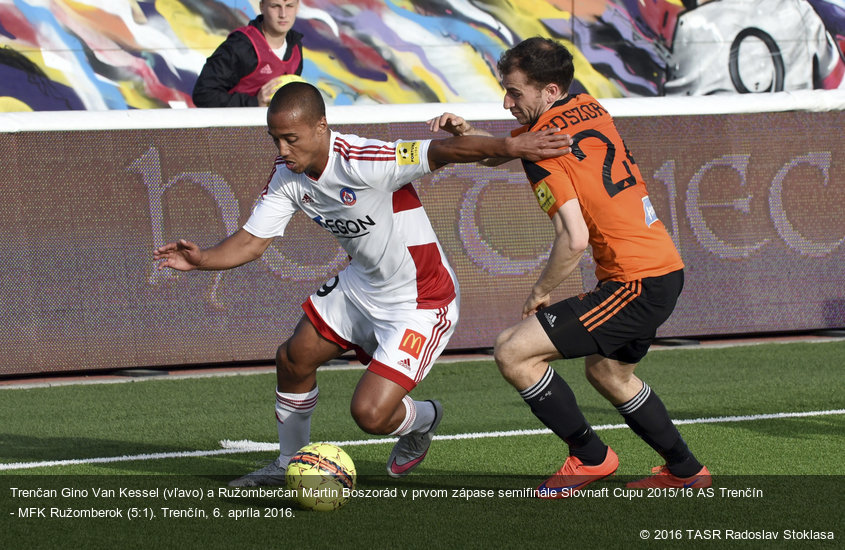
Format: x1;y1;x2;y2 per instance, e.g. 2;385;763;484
497;37;574;92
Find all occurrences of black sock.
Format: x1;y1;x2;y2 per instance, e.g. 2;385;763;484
520;366;607;465
617;382;703;477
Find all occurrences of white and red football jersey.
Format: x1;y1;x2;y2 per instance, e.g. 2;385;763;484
243;131;457;310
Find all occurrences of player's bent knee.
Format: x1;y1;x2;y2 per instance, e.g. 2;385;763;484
349;402;392;435
585;361;632;394
493;337;526;384
275;343;315;384
492;330;512;365
585;363;616;391
585;365;601;386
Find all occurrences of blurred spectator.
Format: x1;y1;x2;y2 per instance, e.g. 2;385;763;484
193;0;304;107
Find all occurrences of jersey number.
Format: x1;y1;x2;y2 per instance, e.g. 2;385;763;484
316;276;339;297
570;129;637;198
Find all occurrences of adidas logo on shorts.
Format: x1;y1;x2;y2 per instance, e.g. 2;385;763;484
544;312;557;327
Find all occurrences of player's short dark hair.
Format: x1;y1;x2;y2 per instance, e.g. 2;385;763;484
268;81;325;123
497;37;574;92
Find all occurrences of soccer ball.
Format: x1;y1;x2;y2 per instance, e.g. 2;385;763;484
285;443;356;512
270;74;306;93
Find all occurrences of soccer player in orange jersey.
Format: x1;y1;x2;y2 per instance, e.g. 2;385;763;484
429;37;710;496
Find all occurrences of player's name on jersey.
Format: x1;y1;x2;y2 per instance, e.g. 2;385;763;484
539;100;609;131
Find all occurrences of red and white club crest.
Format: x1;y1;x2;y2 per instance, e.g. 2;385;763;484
339;187;357;206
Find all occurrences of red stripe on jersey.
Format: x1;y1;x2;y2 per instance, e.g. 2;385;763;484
408;243;455;309
334;143;392;155
334;137;387;151
334;137;395;161
333;137;390;153
344;153;396;162
393;183;422;213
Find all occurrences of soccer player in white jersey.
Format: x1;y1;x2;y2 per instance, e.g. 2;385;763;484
154;82;571;486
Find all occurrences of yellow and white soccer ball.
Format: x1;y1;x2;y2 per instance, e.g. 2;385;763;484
269;74;306;93
285;442;356;512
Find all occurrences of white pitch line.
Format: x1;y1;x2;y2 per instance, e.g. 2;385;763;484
2;409;843;472
0;449;248;471
221;408;845;452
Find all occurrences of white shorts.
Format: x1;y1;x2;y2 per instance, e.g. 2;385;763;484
302;274;459;391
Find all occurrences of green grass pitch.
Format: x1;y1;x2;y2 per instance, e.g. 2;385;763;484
1;340;843;548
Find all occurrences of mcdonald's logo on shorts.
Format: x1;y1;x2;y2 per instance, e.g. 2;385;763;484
398;328;427;359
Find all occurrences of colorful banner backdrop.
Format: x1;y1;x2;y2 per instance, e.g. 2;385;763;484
0;0;843;111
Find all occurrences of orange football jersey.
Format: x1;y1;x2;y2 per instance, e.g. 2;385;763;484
514;94;683;282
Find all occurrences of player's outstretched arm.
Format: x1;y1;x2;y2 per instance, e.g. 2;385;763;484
427;112;491;137
154;228;273;272
427;112;510;167
506;128;572;160
427;127;571;170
